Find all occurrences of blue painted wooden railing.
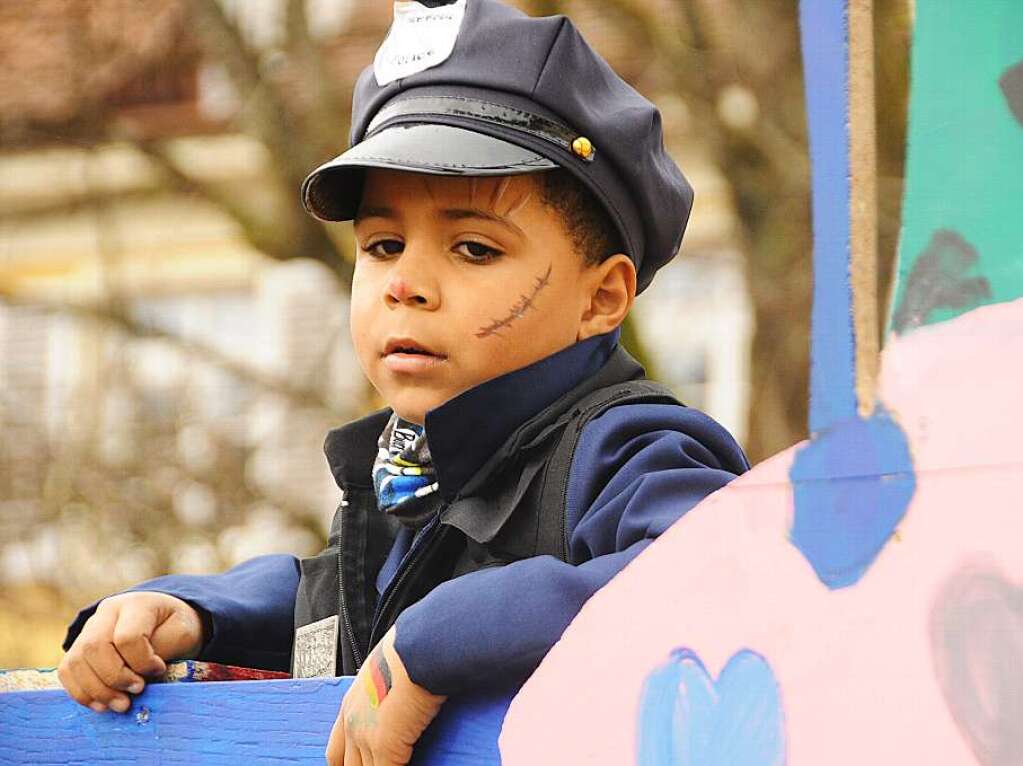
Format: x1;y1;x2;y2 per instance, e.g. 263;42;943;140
0;675;514;764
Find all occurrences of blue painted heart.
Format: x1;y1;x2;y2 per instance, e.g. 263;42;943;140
636;647;786;766
789;405;916;589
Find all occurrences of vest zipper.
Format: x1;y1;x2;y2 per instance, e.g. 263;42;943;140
368;510;447;649
335;493;364;670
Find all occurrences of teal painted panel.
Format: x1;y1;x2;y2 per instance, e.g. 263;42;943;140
0;677;512;765
889;0;1023;334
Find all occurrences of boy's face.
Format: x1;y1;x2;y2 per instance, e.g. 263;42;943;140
349;169;629;425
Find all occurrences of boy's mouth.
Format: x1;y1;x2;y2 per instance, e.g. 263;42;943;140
382;338;447;373
383;338;444;357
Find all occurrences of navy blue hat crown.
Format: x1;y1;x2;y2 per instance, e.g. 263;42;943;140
303;0;693;293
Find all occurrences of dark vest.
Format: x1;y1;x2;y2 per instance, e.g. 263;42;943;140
292;347;681;676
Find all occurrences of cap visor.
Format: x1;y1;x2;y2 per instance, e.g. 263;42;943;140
302;123;557;221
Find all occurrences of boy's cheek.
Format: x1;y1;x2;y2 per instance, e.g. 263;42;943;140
348;319;391;406
348;284;381;359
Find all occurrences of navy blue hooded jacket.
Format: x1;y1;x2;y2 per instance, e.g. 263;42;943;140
64;331;748;695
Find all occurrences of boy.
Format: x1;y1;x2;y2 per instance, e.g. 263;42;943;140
58;1;749;763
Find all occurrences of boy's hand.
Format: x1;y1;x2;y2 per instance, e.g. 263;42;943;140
58;591;205;714
326;626;446;766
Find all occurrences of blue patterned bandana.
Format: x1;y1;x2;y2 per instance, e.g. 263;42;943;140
372;414;439;513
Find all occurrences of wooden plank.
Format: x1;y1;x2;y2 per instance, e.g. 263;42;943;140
0;677;513;765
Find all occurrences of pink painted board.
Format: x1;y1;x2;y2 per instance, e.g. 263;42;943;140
499;299;1023;764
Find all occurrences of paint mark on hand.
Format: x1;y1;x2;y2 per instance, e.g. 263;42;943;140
637;648;786;766
930;565;1023;766
999;59;1023;127
891;229;991;334
345;708;379;731
789;404;916;589
475;264;552;339
363;646;393;709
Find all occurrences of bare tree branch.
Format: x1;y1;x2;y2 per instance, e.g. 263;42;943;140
130;137;292;257
127;136;354;284
604;0;808;180
189;0;311;175
0;293;345;417
284;0;350;155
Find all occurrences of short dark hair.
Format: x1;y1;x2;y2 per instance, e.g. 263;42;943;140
533;169;624;266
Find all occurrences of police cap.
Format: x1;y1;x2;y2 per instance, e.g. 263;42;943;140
301;0;693;293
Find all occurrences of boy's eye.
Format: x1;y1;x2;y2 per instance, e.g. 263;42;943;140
364;239;404;257
456;241;502;262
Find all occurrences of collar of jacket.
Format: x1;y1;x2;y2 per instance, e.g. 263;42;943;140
323;328;635;500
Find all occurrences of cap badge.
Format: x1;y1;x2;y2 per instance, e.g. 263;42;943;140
374;0;467;86
572;136;595;161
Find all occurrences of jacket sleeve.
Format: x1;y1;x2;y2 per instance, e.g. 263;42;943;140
394;404;749;695
61;554;301;672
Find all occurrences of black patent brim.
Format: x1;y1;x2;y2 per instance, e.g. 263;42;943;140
302;123;558;221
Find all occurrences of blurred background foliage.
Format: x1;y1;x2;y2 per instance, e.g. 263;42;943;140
0;0;909;668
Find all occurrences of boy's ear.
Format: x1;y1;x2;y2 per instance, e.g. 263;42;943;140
578;253;637;341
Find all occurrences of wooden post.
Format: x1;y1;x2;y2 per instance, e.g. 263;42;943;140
849;0;879;417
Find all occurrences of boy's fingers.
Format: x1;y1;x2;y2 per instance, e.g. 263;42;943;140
112;611;168;677
65;652;130;711
57;660;93;709
83;640;146;693
149;610;201;663
59;610;116;709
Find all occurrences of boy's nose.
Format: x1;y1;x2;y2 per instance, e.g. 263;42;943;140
384;274;437;309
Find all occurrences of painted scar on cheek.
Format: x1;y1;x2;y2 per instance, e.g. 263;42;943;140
475;264;553;339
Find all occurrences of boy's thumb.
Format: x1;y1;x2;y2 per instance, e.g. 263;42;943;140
148;603;205;667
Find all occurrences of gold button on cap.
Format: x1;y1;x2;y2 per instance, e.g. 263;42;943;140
571;136;594;160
